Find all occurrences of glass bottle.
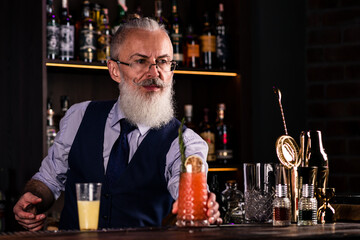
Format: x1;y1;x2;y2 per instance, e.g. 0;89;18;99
184;104;197;132
209;175;223;217
79;0;97;62
170;0;183;67
112;0;127;35
200;12;216;69
97;8;111;63
221;180;244;224
305;130;329;190
184;25;200;68
215;103;233;164
46;0;60;59
46;98;57;150
273;184;291;226
215;3;228;70
60;0;75;61
199;108;216;163
154;0;169;28
298;184;317;226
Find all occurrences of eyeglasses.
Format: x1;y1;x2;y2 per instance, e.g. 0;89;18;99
111;58;177;73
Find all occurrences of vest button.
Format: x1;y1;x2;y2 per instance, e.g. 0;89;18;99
102;215;108;220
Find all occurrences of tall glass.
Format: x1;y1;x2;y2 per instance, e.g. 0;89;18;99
76;183;102;231
243;163;276;223
176;156;209;227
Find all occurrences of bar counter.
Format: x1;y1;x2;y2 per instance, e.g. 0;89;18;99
1;223;360;240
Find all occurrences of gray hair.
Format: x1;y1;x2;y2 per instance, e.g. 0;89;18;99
110;17;168;59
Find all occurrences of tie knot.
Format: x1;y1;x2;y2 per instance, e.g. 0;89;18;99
120;118;136;134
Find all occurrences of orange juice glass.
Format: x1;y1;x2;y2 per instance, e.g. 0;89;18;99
176;156;209;227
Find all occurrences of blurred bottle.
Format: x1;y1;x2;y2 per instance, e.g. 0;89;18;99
184;104;197;132
60;0;75;61
79;0;97;62
46;0;60;59
54;95;70;129
184;25;200;68
215;103;233;164
170;0;183;67
215;3;228;70
200;12;216;69
154;0;169;28
199;108;216;163
221;180;244;224
47;98;57;150
112;0;127;35
97;8;111;63
209;175;223;217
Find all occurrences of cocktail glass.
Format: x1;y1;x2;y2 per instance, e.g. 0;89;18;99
176;156;209;227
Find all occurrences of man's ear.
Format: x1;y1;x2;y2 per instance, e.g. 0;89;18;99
107;60;121;83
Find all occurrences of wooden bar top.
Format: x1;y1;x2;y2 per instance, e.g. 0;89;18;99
1;223;360;240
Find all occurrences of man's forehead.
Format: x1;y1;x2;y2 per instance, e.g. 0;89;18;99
118;29;173;59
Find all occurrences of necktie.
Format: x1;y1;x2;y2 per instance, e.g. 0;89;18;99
106;118;136;183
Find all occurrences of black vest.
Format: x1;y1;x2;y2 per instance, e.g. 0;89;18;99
59;100;181;229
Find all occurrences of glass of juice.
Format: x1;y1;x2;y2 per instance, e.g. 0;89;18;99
176;155;209;227
75;183;102;231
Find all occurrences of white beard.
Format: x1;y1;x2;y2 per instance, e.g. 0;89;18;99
118;77;175;129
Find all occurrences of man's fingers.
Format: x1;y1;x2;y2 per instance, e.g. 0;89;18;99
172;200;178;214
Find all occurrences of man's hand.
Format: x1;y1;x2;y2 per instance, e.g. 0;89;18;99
172;192;223;225
13;192;46;231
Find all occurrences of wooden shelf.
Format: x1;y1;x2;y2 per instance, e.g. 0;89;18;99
45;61;238;77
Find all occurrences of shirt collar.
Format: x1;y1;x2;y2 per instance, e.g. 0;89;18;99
110;97;151;136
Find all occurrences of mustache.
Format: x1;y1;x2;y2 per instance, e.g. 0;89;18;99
132;78;172;88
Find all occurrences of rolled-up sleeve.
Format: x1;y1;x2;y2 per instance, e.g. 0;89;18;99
165;128;209;200
32;101;90;199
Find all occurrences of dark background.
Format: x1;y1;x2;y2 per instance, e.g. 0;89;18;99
1;0;360;231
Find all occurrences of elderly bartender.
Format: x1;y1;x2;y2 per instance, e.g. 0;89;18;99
13;17;222;231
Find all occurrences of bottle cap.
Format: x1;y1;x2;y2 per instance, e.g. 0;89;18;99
184;104;193;117
302;184;314;198
276;184;288;198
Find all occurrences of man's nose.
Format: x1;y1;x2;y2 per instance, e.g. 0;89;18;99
147;63;160;77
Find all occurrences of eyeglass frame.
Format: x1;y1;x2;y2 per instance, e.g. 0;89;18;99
110;58;177;72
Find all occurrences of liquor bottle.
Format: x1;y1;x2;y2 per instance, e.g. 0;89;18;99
79;0;97;62
184;25;200;68
200;12;216;69
221;180;244;224
209;175;222;215
54;95;70;129
298;184;317;226
215;103;233;164
60;0;75;61
215;3;227;70
184;104;197;132
154;0;169;28
170;0;183;67
199;108;216;163
46;98;57;150
112;0;127;35
305;130;329;190
273;184;291;226
46;0;60;59
97;8;111;63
